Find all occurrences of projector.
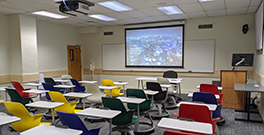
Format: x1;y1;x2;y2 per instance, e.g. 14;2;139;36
55;0;94;16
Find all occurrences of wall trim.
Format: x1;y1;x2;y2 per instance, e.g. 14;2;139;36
83;68;254;78
0;74;10;83
40;70;68;78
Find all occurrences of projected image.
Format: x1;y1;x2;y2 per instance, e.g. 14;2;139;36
126;26;183;67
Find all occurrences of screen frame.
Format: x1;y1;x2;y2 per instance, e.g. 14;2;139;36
125;24;185;68
231;53;254;66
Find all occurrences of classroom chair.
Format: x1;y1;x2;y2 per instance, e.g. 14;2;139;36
173;103;220;135
163;70;182;101
57;111;102;135
102;79;123;97
61;75;73;85
146;82;170;118
44;78;65;92
163;130;203;135
3;101;51;132
10;81;37;98
5;88;32;106
157;77;177;109
199;83;224;104
70;78;89;109
102;97;138;135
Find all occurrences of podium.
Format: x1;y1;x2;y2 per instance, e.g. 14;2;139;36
221;70;247;110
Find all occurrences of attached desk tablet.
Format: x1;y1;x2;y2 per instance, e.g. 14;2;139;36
98;86;117;97
117;97;146;132
23;89;48;100
23;83;42;89
26;101;64;124
143;90;158;106
234;83;264;123
197;85;222;90
54;80;70;84
114;82;129;95
63;92;92;109
54;85;75;92
158;118;213;135
76;108;121;135
187;93;220;99
0;87;8;101
0;113;21;135
78;81;98;84
20;124;83;135
177;101;217;111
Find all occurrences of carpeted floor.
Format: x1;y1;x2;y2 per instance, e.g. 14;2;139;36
1;94;264;135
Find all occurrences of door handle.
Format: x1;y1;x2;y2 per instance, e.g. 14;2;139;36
68;67;71;69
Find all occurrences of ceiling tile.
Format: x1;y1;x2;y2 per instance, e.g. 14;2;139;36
137;17;157;22
137;8;164;16
144;0;175;7
250;0;263;6
169;13;190;20
105;12;130;19
247;6;258;13
227;7;248;15
225;0;250;8
89;4;116;13
171;0;198;5
178;3;204;13
206;9;226;17
122;10;148;18
187;11;208;18
122;18;142;23
119;0;152;9
200;0;225;10
151;15;174;21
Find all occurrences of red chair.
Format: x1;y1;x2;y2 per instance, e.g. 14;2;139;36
200;83;224;104
11;81;37;98
173;103;219;134
163;130;203;135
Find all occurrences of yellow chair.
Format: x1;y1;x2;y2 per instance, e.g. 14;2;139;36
48;91;81;114
3;101;51;132
102;79;124;97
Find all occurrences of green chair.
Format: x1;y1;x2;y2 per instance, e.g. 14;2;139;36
5;88;31;106
102;97;138;135
44;78;64;92
126;89;155;133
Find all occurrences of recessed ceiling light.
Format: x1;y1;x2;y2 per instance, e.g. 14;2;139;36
199;0;215;2
157;5;183;15
97;1;133;12
32;11;69;19
89;14;117;21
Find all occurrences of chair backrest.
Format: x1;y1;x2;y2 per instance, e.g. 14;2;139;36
200;84;219;95
163;130;203;135
42;83;58;100
10;81;30;97
70;78;85;92
84;84;103;103
5;88;26;104
163;70;178;78
56;111;90;134
146;82;167;101
192;92;217;104
48;91;76;113
3;101;37;132
102;79;121;97
102;97;135;125
102;79;115;86
157;78;170;84
126;89;151;111
44;78;56;85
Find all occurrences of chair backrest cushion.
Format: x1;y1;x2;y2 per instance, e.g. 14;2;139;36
70;79;85;92
146;82;167;101
163;70;178;78
10;81;30;97
192;92;217;104
200;84;219;95
126;89;151;111
85;84;103;103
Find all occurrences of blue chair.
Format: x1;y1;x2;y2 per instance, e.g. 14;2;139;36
70;79;85;92
56;111;102;135
192;92;225;125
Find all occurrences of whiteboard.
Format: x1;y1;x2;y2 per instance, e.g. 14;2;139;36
102;40;215;73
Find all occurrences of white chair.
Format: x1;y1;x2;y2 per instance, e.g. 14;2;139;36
157;78;177;109
61;75;72;85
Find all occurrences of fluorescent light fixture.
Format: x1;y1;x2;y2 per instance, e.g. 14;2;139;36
157;5;183;15
32;11;69;19
89;14;117;21
98;1;133;12
199;0;214;2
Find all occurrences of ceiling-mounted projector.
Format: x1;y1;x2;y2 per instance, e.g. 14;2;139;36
54;0;95;16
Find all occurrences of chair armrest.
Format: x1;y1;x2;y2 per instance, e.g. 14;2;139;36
33;113;44;119
128;108;137;112
173;113;179;118
25;88;31;90
69;102;78;106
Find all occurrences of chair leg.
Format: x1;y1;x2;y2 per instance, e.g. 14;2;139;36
156;104;163;115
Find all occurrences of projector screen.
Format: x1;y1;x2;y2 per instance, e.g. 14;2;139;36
125;25;184;68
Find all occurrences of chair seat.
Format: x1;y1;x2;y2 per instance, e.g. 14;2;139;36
39;122;52;125
22;94;37;98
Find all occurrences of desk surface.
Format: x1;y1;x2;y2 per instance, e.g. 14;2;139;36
0;113;21;126
234;83;264;93
187;93;220;99
177;101;217;111
117;97;146;104
0;87;7;92
98;86;117;89
158;118;212;135
144;90;159;95
54;80;70;83
23;83;42;87
63;92;92;98
26;101;64;109
20;124;83;135
76;108;121;119
114;82;129;85
79;81;98;84
135;77;182;82
53;85;75;88
22;89;48;94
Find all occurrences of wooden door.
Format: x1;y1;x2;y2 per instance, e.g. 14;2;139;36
67;45;82;81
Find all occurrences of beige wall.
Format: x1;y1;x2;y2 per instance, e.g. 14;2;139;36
37;21;81;72
0;14;10;75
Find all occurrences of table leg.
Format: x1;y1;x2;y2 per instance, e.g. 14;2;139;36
83;98;85;109
39;94;41;101
110;89;112;98
135;104;140;132
141;81;144;90
123;85;125;94
5;91;7;101
51;108;55;124
0;125;3;135
138;80;140;89
109;119;112;135
178;83;181;97
247;92;250;121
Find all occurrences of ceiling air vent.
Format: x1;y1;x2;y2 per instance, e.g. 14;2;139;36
104;31;113;35
198;24;213;29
